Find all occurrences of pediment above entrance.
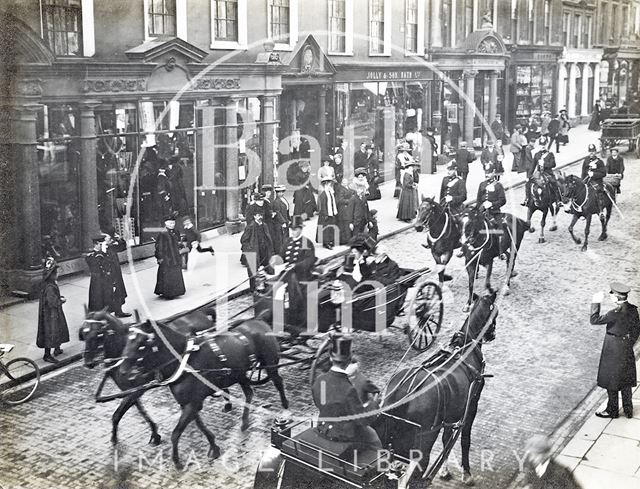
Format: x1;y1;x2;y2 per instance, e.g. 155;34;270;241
460;30;507;55
280;35;335;77
125;37;208;64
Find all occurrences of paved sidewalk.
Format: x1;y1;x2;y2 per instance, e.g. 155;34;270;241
0;125;597;375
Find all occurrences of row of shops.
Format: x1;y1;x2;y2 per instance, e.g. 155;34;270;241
3;20;639;295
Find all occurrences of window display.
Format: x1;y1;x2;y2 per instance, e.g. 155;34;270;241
514;65;555;125
37;105;82;260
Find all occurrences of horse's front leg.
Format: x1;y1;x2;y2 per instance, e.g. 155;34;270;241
171;403;198;470
568;214;581;244
460;380;485;486
464;258;477;313
439;426;455;481
598;206;609;241
484;260;494;293
525;207;535;233
549;203;558;231
436;249;454;283
134;398;162;446
582;215;592;252
538;209;547;243
111;394;139;445
238;379;254;431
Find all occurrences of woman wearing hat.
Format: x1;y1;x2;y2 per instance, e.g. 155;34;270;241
85;234;114;312
394;142;413;198
272;185;290;255
37;257;69;363
366;144;381;201
396;156;419;222
348;170;371;235
154;213;186;299
316;176;338;249
559;109;571;146
591;283;640;419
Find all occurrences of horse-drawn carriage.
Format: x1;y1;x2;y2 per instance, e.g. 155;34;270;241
600;116;640;156
249;256;444;383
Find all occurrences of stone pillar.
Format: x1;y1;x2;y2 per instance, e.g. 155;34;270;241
79;101;101;251
260;95;276;187
593;62;601;106
225;98;240;228
581;63;590;116
318;86;327;159
431;0;443;47
12;104;43;271
568;63;577;118
488;70;499;126
463;70;477;145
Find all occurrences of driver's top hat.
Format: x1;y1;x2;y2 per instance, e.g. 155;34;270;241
330;334;353;363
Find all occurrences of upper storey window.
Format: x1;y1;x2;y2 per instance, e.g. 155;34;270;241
148;0;176;37
42;0;83;56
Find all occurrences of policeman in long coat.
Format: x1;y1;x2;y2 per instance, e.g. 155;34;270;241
85;235;113;312
439;161;467;215
103;226;131;317
311;335;382;449
591;282;640;419
154;213;186;299
281;215;316;332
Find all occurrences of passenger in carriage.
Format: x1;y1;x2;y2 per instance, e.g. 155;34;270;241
312;335;382;449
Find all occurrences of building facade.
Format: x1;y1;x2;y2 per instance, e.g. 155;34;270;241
1;0;637;296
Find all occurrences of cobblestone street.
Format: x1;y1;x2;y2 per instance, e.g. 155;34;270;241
2;157;639;489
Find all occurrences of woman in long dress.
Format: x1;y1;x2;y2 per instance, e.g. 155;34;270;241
588;100;601;131
396;155;419;222
366;144;381;201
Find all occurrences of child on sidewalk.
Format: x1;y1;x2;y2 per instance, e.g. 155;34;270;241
37;257;69;363
181;216;215;270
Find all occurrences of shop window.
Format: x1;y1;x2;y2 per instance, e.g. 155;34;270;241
583;16;592;48
442;0;452;47
42;0;83;56
269;0;290;44
405;0;418;53
562;11;570;47
369;0;385;54
329;0;347;52
514;65;554;126
37;105;82;260
573;14;581;49
147;0;176;37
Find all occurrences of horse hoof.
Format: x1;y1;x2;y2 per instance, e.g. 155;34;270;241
282;400;290;410
174;461;184;471
241;420;250;432
111;436;118;445
462;473;476;486
598;234;607;241
502;286;511;296
581;245;588;252
528;226;535;233
443;274;453;282
538;237;546;243
575;238;582;245
208;445;221;460
149;434;162;446
223;403;232;413
439;467;452;481
462;304;471;313
549;225;557;232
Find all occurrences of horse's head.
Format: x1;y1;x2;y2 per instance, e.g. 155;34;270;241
453;290;498;347
79;308;121;369
118;321;157;382
561;174;580;203
414;196;438;232
459;207;486;250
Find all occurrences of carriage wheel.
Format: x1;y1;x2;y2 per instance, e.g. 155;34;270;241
309;337;332;385
406;280;443;352
248;361;271;386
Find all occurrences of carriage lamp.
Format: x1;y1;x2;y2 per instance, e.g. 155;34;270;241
329;280;345;305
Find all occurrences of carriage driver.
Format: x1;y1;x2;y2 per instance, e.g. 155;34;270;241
311;334;383;449
439;160;467;215
476;162;506;226
581;144;607;217
522;136;560;207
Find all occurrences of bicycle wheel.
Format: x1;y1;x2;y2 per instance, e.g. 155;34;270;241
1;357;41;405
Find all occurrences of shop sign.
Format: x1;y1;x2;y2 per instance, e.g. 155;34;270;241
337;69;433;82
82;79;146;93
190;78;241;90
532;52;558;62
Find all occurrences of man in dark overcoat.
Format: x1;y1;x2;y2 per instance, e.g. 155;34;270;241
353;142;368;172
85;235;114;312
591;282;640;419
240;211;274;291
272;185;290;255
440;161;467;215
37;257;69;363
102;226;131;318
311;334;382;449
335;181;354;245
293;178;317;220
605;148;625;194
281;215;316;333
316;177;338;249
154;213;186;299
455;141;476;184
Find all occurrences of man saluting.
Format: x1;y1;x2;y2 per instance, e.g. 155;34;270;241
591;282;640;419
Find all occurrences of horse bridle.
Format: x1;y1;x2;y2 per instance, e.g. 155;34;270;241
427;210;451;243
462;215;490;253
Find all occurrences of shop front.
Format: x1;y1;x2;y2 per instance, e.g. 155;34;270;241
602;48;640;107
508;46;563;129
6;34;282;296
557;48;603;122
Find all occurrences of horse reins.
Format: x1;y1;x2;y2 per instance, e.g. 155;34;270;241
427;210;451;243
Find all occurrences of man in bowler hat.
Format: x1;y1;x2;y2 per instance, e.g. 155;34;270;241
85;234;113;312
591;282;640;419
311;334;382;449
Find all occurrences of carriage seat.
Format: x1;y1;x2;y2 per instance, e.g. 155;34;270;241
281;427;383;480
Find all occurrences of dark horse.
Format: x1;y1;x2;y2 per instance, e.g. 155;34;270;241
118;318;289;469
414;198;462;283
374;290;497;486
460;208;528;311
80;309;162;446
559;174;615;252
524;173;560;243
